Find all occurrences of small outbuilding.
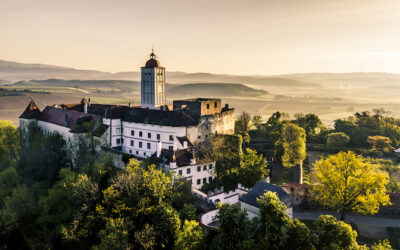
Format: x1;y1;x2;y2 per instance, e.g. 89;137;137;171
239;181;295;219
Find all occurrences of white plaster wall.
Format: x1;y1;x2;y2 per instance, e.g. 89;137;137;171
121;121;187;158
168;161;215;189
36;120;74;143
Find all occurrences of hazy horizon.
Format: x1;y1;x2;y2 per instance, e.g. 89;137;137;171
1;0;400;75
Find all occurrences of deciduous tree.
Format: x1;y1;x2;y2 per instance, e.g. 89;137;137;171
312;151;390;220
326;132;350;149
276;123;307;183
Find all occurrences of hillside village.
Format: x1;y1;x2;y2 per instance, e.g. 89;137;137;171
0;52;399;249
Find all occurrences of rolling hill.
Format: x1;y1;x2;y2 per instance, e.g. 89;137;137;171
167;83;269;98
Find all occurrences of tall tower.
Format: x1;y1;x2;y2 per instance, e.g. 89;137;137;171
141;50;166;109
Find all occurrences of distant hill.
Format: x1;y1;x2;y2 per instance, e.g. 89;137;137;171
1;59;319;89
14;79;140;91
0;60;111;81
168;83;269;98
3;59;400;90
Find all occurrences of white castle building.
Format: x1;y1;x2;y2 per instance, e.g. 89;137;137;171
19;51;235;189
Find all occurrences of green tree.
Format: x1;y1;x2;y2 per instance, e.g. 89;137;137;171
239;148;269;189
314;215;359;250
211;203;253;250
256;191;313;250
293;113;322;140
326;132;350;149
175;220;205;250
236;111;251;132
312;151;391;220
178;203;197;221
367;135;394;156
0;121;20;171
276;123;307;183
252;114;263;130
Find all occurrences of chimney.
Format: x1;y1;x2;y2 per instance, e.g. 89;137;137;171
83;102;88;114
183;140;188;149
65;113;68;127
157;141;162;158
190;150;196;165
88;98;91;106
128;102;131;107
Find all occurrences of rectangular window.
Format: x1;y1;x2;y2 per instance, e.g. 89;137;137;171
147;142;151;149
130;140;134;146
121;138;124;144
197;166;201;172
203;165;207;171
139;142;142;148
203;178;207;184
187;168;191;174
116;138;121;144
139;131;143;137
207;104;210;109
148;132;151;139
178;170;182;175
157;134;160;140
169;146;173;151
169;135;174;141
214;102;217;108
209;177;212;183
209;164;213;169
197;179;201;185
131;130;134;136
116;128;121;134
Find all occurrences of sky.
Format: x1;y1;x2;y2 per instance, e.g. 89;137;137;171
1;0;400;75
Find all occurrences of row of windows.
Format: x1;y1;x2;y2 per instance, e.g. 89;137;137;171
130;130;173;141
178;165;213;175
197;164;213;172
206;102;218;109
197;177;213;185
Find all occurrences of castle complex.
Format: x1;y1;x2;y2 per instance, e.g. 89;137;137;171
19;51;235;188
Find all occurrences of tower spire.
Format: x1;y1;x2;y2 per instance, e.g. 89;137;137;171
150;46;156;59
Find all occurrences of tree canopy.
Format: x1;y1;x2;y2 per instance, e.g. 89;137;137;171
312;151;391;220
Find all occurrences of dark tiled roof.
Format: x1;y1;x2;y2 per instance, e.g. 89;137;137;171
239;181;294;208
177;136;193;148
19;101;41;119
123;108;198;127
145;58;160;68
159;148;195;167
38;106;100;129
